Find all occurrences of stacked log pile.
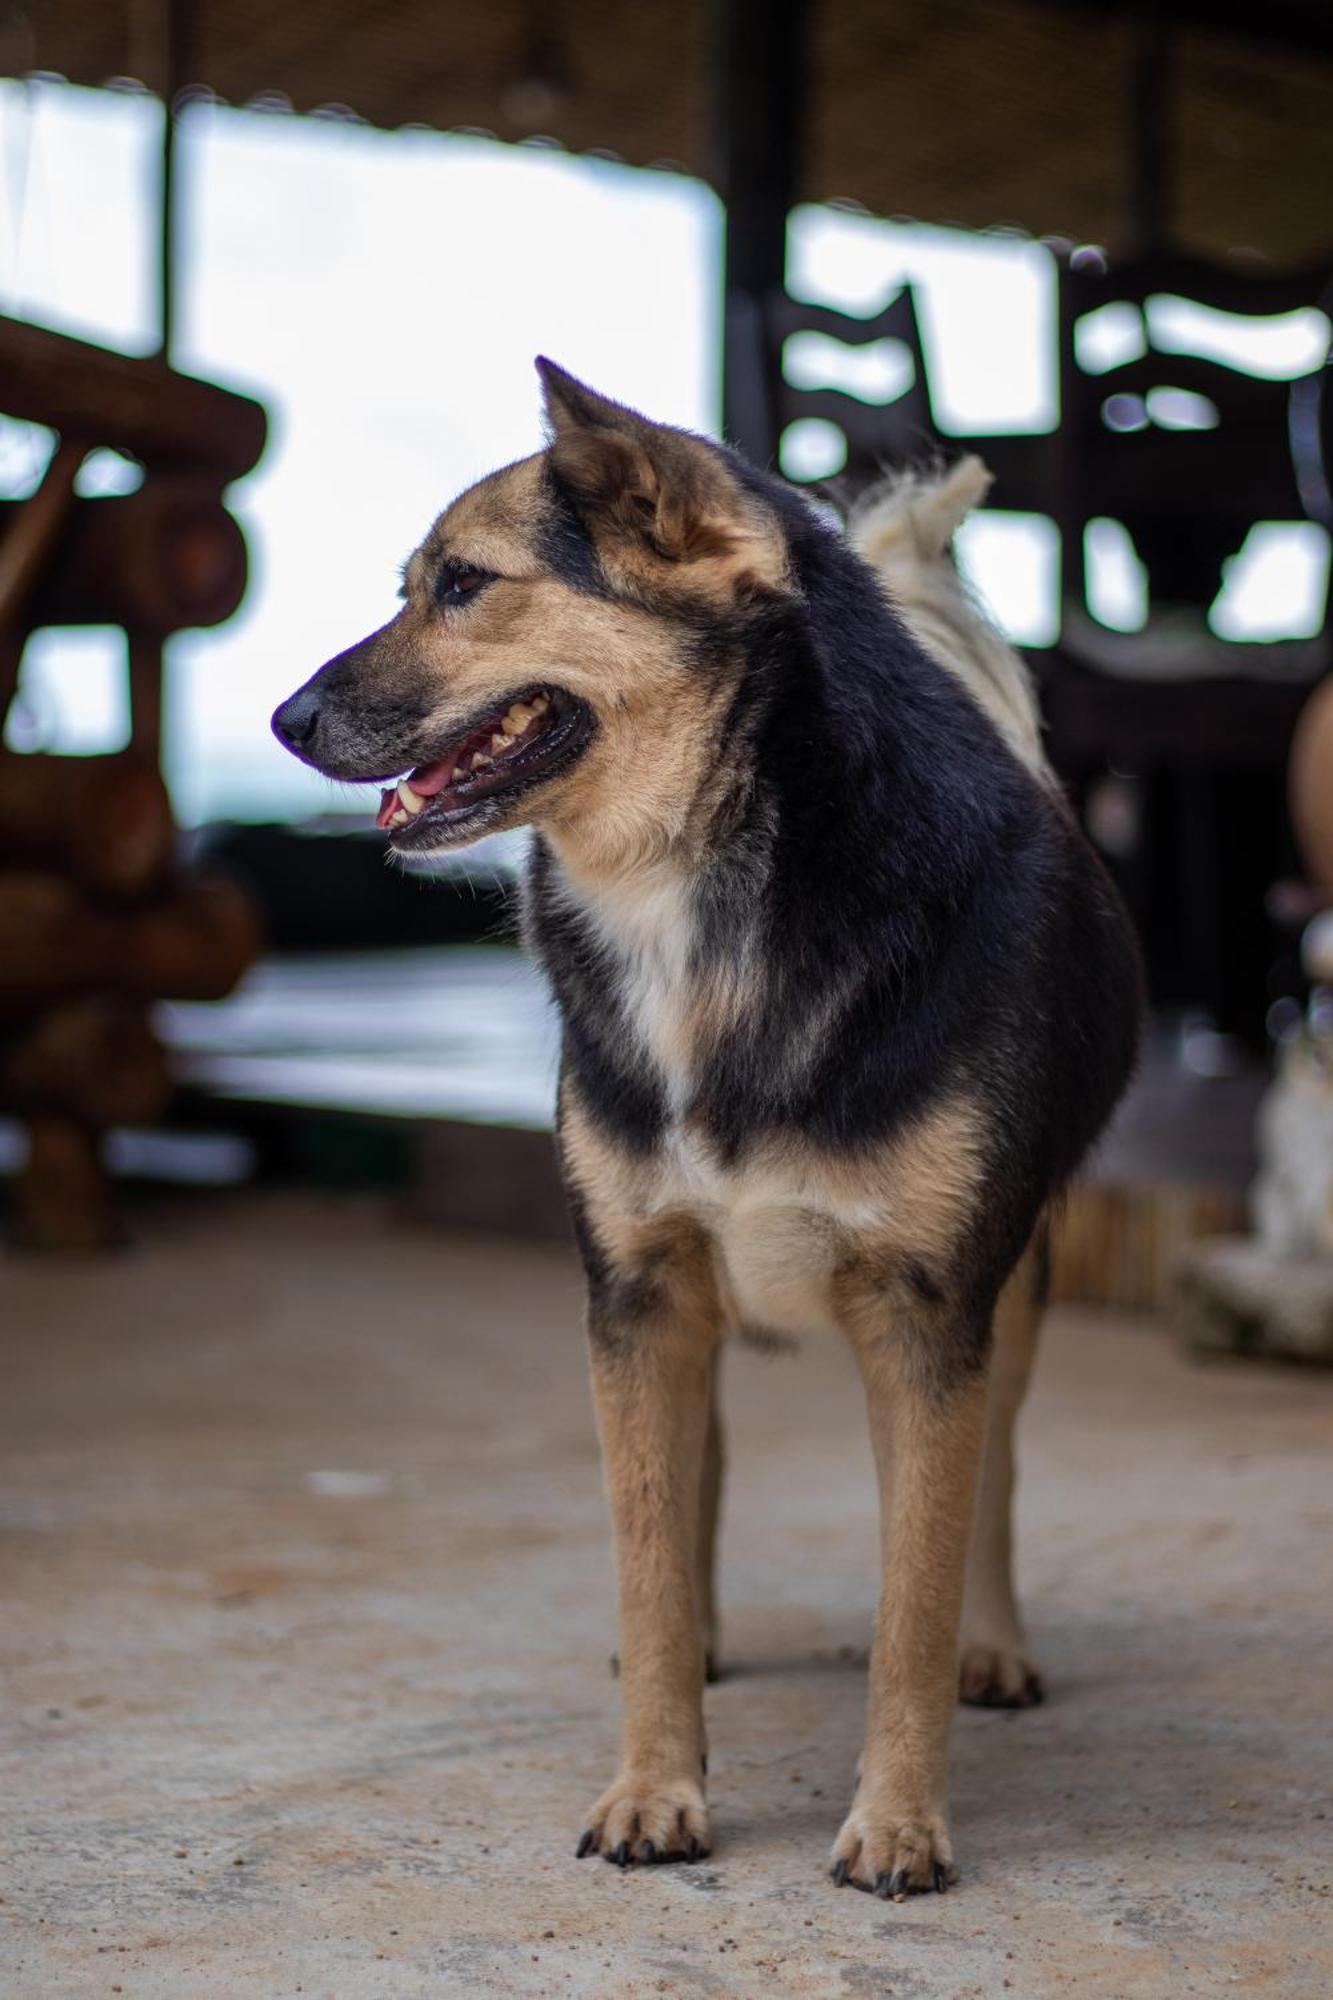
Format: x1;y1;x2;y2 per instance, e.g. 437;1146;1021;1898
0;753;259;1247
0;315;267;1249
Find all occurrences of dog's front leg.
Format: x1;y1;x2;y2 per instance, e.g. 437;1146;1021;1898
577;1261;717;1866
833;1325;990;1896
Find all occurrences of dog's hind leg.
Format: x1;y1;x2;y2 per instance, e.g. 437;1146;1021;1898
959;1228;1047;1709
697;1350;724;1683
831;1320;990;1895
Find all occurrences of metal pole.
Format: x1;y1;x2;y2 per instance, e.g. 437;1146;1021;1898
1126;4;1172;256
714;0;806;463
158;0;189;359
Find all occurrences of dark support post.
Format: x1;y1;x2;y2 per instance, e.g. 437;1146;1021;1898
714;0;806;464
1126;4;1173;255
158;0;191;359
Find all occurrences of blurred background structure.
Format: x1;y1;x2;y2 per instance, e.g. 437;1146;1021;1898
4;11;1333;1992
1;1;1331;1306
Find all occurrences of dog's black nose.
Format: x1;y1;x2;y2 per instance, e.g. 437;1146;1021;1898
272;684;320;753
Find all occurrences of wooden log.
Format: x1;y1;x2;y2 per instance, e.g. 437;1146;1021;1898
0;754;175;899
3;484;248;635
130;874;262;1000
0;314;266;481
0;440;85;726
0;437;84;634
127;632;164;759
0;870;260;1018
0;874;106;1003
10;1116;116;1253
0;1000;171;1126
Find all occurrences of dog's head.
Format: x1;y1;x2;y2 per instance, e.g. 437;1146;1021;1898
272;360;792;868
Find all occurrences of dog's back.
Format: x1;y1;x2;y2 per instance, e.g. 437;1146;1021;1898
850;458;1047;778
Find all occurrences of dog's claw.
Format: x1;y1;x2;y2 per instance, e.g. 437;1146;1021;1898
933;1861;949;1892
874;1870;892;1899
580;1777;709;1870
887;1867;911;1898
959;1645;1046;1710
831;1858;851;1887
576;1829;596;1858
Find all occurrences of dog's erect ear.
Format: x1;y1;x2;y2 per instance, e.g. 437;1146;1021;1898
536;356;728;562
536;357;787;587
537;360;637;443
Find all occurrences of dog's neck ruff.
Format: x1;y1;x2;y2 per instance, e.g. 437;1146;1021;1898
551;849;737;1120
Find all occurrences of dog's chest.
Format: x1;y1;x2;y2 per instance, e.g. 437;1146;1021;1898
653;1125;859;1339
572;861;729;1114
564;872;844;1328
601;870;697;1097
566;864;871;1338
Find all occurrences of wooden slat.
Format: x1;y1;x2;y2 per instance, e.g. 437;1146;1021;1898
0;437;84;662
0;315;266;480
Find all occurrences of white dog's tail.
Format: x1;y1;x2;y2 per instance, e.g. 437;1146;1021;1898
849;457;1048;775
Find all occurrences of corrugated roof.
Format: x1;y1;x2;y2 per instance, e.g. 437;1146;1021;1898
3;0;1330;260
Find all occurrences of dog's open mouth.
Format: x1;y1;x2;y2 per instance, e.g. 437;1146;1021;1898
376;685;593;844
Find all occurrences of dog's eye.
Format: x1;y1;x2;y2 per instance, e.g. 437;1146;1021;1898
436;564;493;608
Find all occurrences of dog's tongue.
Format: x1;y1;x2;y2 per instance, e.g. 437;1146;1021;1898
374;753;454;828
404;754;454;798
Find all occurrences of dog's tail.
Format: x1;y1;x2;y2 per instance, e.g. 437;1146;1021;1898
849;457;1048;774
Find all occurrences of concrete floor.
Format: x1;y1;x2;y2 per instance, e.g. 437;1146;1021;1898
2;1191;1331;1999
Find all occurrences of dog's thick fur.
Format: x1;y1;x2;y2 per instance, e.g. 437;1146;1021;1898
273;364;1141;1896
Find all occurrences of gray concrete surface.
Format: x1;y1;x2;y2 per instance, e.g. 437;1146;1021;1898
2;1190;1331;1998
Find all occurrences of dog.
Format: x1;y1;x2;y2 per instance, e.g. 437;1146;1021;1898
273;361;1141;1895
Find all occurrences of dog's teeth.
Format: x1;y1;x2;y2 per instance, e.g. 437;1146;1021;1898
389;807;409;828
505;702;533;732
471;751;493;769
396;779;425;815
532;692;549;713
491;732;514;752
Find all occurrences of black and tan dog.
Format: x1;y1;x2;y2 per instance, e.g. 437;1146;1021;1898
273;362;1140;1896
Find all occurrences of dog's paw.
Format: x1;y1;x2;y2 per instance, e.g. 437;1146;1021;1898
576;1773;710;1866
958;1637;1045;1709
829;1801;956;1898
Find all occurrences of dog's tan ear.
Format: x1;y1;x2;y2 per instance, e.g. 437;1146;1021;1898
536;357;787;588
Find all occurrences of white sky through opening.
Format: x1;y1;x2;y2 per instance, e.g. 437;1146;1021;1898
1;81;1326;823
